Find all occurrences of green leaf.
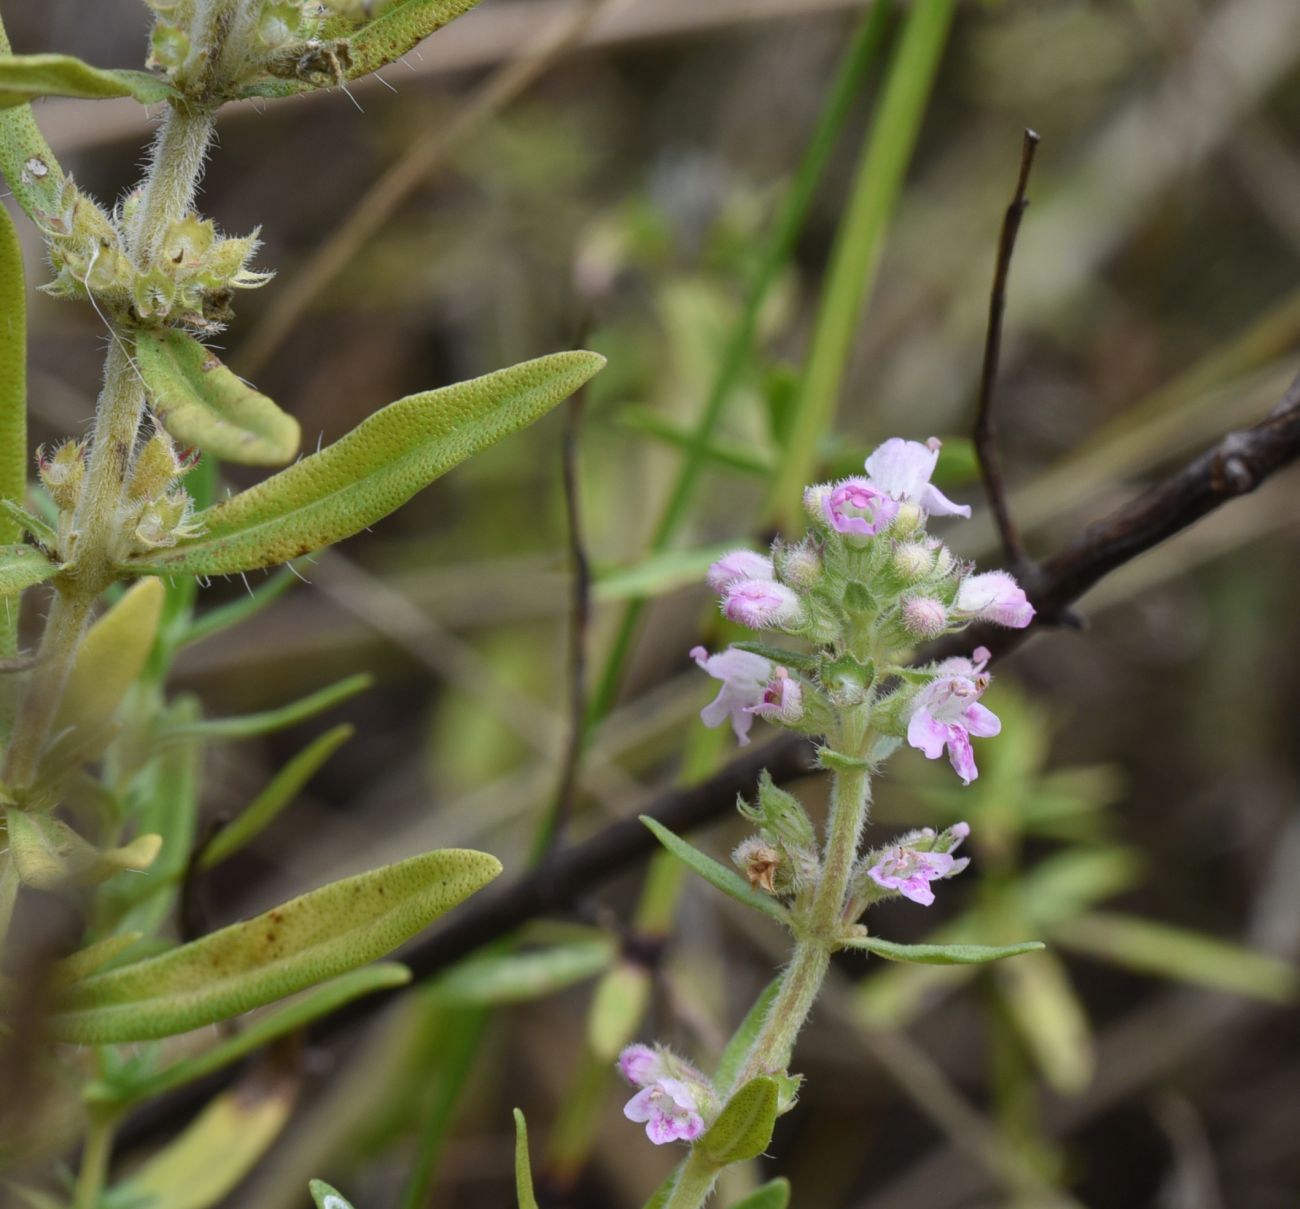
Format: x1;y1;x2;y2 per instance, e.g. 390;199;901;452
0;203;25;669
586;958;652;1061
1;500;57;550
129;351;605;576
47;932;142;987
310;1180;358;1209
0;55;175;108
641;817;790;927
0;543;55;596
842;935;1045;965
593;543;739;602
160;673;371;742
47;847;501;1042
114;1069;297;1209
730;641;821;671
0;27;69;227
6;808;161;890
1055;911;1297;1003
341;0;484;80
699;1076;779;1166
199;724;353;869
430;938;615;1005
136;328;301;466
92;964;410;1108
513;1108;539;1209
727;1179;792;1209
714;976;782;1091
641;1170;679;1209
997;949;1093;1094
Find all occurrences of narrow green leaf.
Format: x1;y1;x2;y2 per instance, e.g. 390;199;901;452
997;949;1094;1094
6;809;160;889
47;932;142;988
593;543;740;603
0;25;69;226
730;641;821;671
161;673;371;742
698;1076;779;1166
0;500;57;550
714;976;782;1092
310;1181;358;1209
129;351;605;576
179;566;297;648
115;1069;297;1209
94;964;411;1108
641;1170;678;1209
513;1108;539;1209
1055;911;1297;1003
48;847;501;1042
50;578;164;751
136;328;301;465
431;938;615;1006
199;723;353;869
0;543;56;596
0;55;175;108
727;1179;792;1209
616;406;772;477
587;958;652;1061
0;202;25;671
641;816;790;927
842;936;1045;965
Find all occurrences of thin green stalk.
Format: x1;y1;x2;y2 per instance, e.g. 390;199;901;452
72;1114;116;1209
766;0;956;530
664;1148;724;1209
587;4;892;723
0;203;26;664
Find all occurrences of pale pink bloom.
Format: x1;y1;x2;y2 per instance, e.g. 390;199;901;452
623;1077;705;1145
618;1044;663;1086
746;667;804;725
955;570;1035;628
907;657;1000;784
868;827;971;906
722;579;804;630
707;548;774;593
932;645;990;678
823;478;899;537
902;596;948;639
864;437;971;519
691;646;772;744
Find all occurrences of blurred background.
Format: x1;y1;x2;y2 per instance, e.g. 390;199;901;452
5;0;1300;1206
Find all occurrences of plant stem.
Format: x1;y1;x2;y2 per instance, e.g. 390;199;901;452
72;1114;116;1209
664;1148;723;1209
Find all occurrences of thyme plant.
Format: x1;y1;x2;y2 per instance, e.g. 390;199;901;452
0;1;599;1201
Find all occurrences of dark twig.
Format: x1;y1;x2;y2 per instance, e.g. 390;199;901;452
115;371;1300;1152
974;129;1041;572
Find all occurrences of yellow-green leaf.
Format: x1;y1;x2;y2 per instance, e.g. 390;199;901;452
47;848;501;1042
842;936;1045;965
342;0;484;79
430;937;615;1005
699;1076;779;1166
0;205;26;656
310;1180;358;1209
136;328;301;466
128;351;605;576
513;1108;539;1209
727;1179;792;1209
0;27;69;225
0;543;56;596
0;55;176;108
6;808;161;889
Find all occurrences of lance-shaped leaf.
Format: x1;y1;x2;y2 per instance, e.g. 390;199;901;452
698;1076;779;1166
641;816;791;927
429;937;615;1005
48;932;142;988
129;351;605;576
114;1064;299;1209
162;674;370;743
47;847;501;1042
513;1109;540;1209
0;28;68;225
0;55;175;109
0;203;25;667
0;543;56;596
6;808;161;889
842;935;1045;965
342;0;484;80
728;1180;792;1209
136;328;301;466
310;1181;358;1209
44;578;163;766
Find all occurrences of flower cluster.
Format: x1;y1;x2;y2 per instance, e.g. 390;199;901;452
616;1044;714;1145
691;437;1033;782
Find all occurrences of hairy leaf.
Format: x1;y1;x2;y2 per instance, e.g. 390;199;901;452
0;55;175;108
129;351;604;576
343;0;485;80
0;543;56;596
136;328;301;465
0;28;68;224
842;936;1045;965
48;848;500;1042
727;1179;792;1209
513;1108;539;1209
641;816;791;927
699;1077;779;1166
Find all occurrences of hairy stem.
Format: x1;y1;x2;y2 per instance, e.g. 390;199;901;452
664;1148;723;1209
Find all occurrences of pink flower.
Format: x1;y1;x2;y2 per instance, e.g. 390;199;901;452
721;579;804;630
864;437;971;519
868;827;971;906
955;571;1035;628
901;596;948;639
907;656;1001;784
618;1044;663;1085
691;646;772;744
707;548;774;593
623;1077;705;1145
746;667;804;725
823;478;899;537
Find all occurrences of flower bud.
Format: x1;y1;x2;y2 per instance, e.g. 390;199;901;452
129;433;185;501
891;541;933;583
38;442;86;511
707;547;773;593
821;652;873;706
733;836;782;894
823;478;898;540
775;540;822;588
739;769;816;852
892;501;924;535
803;482;833;527
901;596;948;639
722;579;805;631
